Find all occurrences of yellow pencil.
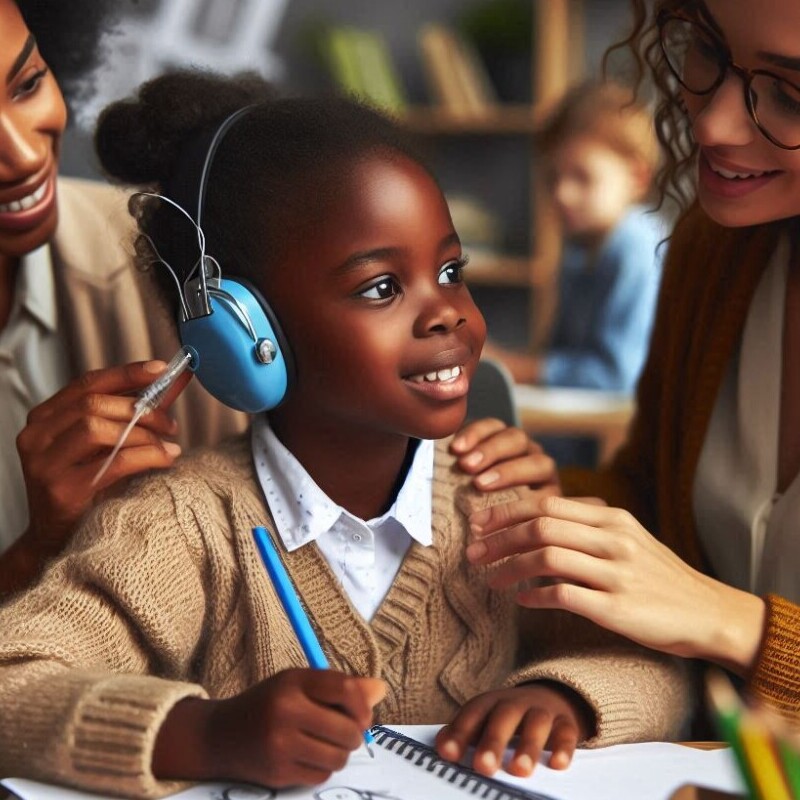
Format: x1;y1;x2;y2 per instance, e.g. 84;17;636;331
738;707;793;800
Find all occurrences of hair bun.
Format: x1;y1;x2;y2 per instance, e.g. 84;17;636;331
95;69;276;186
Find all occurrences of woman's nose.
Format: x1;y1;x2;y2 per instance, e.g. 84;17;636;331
689;72;756;148
0;112;42;178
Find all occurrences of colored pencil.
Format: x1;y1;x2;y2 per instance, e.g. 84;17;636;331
252;526;375;757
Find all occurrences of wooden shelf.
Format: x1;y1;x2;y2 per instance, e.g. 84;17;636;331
463;251;551;288
399;104;547;136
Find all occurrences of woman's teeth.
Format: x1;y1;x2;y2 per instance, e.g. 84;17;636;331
710;164;770;180
0;181;48;213
409;365;462;383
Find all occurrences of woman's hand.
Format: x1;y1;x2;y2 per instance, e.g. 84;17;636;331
16;360;190;555
450;418;561;496
435;683;590;777
154;669;386;788
466;495;767;675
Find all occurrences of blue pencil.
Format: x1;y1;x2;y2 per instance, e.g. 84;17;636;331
252;526;376;757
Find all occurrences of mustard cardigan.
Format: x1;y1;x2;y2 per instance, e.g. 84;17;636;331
563;203;800;715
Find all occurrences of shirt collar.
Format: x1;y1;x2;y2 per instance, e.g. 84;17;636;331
251;415;433;552
16;244;58;332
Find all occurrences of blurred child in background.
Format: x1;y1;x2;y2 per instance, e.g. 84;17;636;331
484;80;664;466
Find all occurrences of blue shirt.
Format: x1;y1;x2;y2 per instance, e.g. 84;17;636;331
541;206;665;392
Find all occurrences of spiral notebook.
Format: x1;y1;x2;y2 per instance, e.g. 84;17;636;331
2;725;745;800
2;725;553;800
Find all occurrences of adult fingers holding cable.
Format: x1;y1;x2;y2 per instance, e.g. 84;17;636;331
17;360;190;551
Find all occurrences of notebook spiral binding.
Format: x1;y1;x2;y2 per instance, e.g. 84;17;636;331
371;725;557;800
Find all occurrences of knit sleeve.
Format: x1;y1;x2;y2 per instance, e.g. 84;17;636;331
504;611;693;746
748;594;800;717
0;475;213;799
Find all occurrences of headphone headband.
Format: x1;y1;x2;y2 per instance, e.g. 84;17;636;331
196;104;260;228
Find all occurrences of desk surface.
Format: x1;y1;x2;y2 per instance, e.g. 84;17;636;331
513;385;635;463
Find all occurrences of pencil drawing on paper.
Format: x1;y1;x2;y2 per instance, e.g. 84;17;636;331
314;787;404;800
213;786;276;800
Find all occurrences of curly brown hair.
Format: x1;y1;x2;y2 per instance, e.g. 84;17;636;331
603;0;703;211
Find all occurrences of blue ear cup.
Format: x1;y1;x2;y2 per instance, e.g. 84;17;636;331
179;277;291;413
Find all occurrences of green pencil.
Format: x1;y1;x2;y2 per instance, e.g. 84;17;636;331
706;669;760;800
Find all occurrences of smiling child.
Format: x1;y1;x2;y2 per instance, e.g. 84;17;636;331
0;70;691;797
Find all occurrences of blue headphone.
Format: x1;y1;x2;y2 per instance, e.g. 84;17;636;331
161;105;294;413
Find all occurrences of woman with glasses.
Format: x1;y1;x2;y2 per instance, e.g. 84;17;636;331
465;0;800;720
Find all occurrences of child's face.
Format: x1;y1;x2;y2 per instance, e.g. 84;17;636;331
546;137;644;240
684;0;800;227
0;0;67;260
264;154;486;445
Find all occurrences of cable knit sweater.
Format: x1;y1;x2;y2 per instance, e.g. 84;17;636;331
563;204;800;715
0;436;690;798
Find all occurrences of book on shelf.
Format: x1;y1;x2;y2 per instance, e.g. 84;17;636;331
319;26;407;113
418;23;498;117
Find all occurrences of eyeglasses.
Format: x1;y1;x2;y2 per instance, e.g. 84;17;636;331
657;10;800;150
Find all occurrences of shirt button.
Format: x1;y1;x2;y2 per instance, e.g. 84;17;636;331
352;533;362;542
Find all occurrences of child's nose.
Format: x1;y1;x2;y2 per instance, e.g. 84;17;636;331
690;73;756;148
414;293;466;336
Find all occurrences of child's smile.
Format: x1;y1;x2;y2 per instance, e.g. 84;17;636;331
405;361;468;398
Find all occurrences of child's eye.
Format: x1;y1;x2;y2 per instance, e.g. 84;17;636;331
438;255;469;285
358;276;400;300
13;68;48;100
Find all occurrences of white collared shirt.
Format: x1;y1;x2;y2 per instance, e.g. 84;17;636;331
694;237;800;603
251;415;434;620
0;246;70;552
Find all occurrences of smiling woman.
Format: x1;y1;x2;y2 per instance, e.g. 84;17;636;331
0;0;249;594
463;0;800;724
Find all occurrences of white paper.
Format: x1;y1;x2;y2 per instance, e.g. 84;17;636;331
2;725;747;800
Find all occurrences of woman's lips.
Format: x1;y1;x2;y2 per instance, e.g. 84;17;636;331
0;175;56;233
698;153;780;200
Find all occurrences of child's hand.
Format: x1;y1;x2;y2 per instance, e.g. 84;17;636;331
434;683;591;778
153;668;386;788
450;418;561;496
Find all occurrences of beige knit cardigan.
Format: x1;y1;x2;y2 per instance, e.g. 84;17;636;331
0;437;690;798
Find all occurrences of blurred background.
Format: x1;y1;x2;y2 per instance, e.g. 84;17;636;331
61;0;634;356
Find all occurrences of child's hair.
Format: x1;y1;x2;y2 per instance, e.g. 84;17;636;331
534;79;660;179
94;69;432;313
15;0;120;107
602;0;702;211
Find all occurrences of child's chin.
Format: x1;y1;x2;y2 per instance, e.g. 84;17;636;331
413;408;469;442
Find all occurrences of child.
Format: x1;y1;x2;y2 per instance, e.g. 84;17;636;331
461;0;800;720
0;70;690;797
484;81;664;465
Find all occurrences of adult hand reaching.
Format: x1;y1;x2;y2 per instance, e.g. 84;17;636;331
466;495;767;676
2;360;191;595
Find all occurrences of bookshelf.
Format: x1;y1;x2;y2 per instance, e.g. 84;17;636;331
397;0;582;347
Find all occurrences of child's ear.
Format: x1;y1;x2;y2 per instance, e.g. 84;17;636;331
629;156;654;202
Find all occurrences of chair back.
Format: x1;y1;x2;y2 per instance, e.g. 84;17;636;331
466;358;520;428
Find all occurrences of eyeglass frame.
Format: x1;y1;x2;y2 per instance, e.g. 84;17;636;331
656;8;800;151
